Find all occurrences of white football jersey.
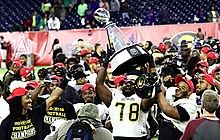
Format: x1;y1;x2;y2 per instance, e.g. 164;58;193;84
165;87;177;104
189;93;203;118
109;90;148;137
161;98;197;132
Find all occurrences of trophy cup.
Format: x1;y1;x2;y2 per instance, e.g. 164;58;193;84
94;8;149;76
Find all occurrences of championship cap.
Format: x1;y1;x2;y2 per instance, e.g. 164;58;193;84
7;87;28;100
199;74;215;86
81;83;95;92
79;49;90;56
206;52;218;60
20;66;34;78
195;60;209;67
211;65;220;77
158;44;168;51
175;76;194;93
192;68;207;75
26;80;39;89
50;75;61;83
54;62;65;67
201;47;210;54
114;75;125;86
12;59;21;68
89;57;100;64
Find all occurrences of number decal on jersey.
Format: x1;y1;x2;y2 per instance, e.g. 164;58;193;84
115;102;140;121
115;102;125;121
129;103;140;121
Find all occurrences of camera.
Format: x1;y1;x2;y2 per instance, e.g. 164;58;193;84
162;55;182;76
43;77;53;83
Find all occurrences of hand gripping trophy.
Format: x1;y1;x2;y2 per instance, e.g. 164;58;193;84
94;8;150;76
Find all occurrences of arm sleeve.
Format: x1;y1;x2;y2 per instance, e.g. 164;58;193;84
180;118;206;140
176;105;190;121
180;120;193;140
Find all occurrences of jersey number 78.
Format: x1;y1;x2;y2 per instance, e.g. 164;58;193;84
115;102;140;122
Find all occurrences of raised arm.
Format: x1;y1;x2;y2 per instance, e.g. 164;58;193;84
157;90;188;120
96;67;112;107
31;82;45;106
46;78;68;112
141;53;157;111
141;98;156;111
141;79;158;111
96;44;115;107
157;91;180;119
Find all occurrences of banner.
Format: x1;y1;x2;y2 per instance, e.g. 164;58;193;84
0;23;219;66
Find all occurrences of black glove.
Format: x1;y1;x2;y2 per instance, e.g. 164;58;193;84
154;79;163;101
103;44;115;68
134;74;154;99
155;80;162;95
148;53;155;68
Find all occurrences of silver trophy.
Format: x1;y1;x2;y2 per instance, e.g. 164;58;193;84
94;8;149;76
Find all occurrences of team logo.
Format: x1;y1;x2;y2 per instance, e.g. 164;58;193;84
129;48;138;55
135;75;146;89
171;31;197;49
13;36;33;58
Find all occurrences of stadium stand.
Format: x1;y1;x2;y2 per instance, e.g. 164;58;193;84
0;0;220;32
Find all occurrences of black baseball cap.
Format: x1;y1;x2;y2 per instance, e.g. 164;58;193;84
73;71;89;80
70;64;84;72
38;68;49;79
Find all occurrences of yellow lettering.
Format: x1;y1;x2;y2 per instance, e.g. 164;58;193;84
58;112;62;116
27;119;31;123
48;107;53;111
47;112;51;115
21;121;25;125
55;107;59;111
46;111;67;117
13;127;18;131
14;121;20;125
11;127;36;139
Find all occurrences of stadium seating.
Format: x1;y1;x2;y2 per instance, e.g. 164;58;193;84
0;0;219;32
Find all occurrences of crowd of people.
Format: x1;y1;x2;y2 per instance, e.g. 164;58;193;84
11;0;124;32
0;26;220;140
9;0;220;32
